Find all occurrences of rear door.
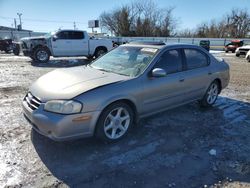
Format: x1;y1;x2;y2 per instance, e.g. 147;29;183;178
142;48;187;115
181;48;212;101
69;31;88;56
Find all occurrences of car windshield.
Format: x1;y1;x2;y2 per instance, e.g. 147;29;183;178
44;31;56;38
90;46;158;77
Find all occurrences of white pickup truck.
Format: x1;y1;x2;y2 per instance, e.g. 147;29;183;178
20;30;113;63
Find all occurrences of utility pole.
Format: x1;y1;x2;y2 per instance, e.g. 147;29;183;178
14;18;17;29
17;13;22;30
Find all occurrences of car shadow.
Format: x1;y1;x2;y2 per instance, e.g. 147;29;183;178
31;96;250;187
30;58;92;68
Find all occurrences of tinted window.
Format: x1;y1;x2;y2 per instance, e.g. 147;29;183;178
154;49;182;74
69;31;84;39
184;49;208;70
56;31;70;39
56;31;84;39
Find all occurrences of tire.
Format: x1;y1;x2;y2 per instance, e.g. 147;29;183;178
34;47;50;63
94;48;107;58
13;46;20;56
95;102;134;143
247;55;250;63
236;53;240;57
225;50;228;53
4;49;11;54
232;50;235;53
199;81;220;108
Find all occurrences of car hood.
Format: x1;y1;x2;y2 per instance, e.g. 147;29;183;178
30;66;129;102
21;36;47;41
239;45;250;49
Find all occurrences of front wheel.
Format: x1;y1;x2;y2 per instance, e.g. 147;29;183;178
34;47;50;63
199;81;220;107
95;102;134;143
247;55;250;63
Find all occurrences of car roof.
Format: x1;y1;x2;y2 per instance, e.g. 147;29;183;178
123;42;202;50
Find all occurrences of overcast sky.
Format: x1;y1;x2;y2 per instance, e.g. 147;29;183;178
0;0;249;33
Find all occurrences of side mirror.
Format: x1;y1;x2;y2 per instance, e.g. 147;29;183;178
52;36;58;41
151;68;167;77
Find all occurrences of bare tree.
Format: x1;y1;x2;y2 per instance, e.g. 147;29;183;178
99;0;177;37
226;8;250;38
187;8;250;38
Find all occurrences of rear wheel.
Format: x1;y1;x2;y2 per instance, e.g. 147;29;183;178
199;81;220;107
236;53;240;57
95;102;134;143
34;47;50;63
94;48;107;58
13;46;20;55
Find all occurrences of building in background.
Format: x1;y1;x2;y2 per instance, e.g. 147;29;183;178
0;25;45;41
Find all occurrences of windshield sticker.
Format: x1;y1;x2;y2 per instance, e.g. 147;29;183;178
141;48;158;53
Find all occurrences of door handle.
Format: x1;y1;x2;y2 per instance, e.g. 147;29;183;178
179;78;185;82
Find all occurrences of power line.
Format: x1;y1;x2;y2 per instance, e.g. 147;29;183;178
0;15;87;24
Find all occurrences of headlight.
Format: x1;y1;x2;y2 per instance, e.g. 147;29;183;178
44;100;82;114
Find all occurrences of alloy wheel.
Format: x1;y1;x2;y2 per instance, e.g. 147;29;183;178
103;107;130;140
207;83;219;104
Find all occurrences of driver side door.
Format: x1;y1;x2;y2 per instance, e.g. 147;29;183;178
52;31;72;56
141;48;187;115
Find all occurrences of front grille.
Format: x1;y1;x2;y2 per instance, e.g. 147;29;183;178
240;49;250;52
24;92;42;111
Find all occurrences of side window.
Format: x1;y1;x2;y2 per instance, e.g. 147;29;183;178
56;31;70;39
69;31;84;39
154;49;182;74
184;49;209;70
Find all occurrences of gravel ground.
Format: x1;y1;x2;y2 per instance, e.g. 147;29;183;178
0;52;249;188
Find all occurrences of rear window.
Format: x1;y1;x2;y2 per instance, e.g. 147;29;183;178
184;49;209;70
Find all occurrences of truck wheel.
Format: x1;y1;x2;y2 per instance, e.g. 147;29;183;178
34;47;50;63
4;49;11;54
13;46;20;56
94;48;107;58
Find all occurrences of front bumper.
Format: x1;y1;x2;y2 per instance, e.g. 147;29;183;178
22;100;101;141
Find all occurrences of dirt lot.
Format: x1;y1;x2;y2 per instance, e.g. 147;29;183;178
0;52;250;188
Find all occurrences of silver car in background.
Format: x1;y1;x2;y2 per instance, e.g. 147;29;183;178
22;42;230;142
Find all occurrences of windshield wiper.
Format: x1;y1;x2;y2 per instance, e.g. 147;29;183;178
95;68;112;73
